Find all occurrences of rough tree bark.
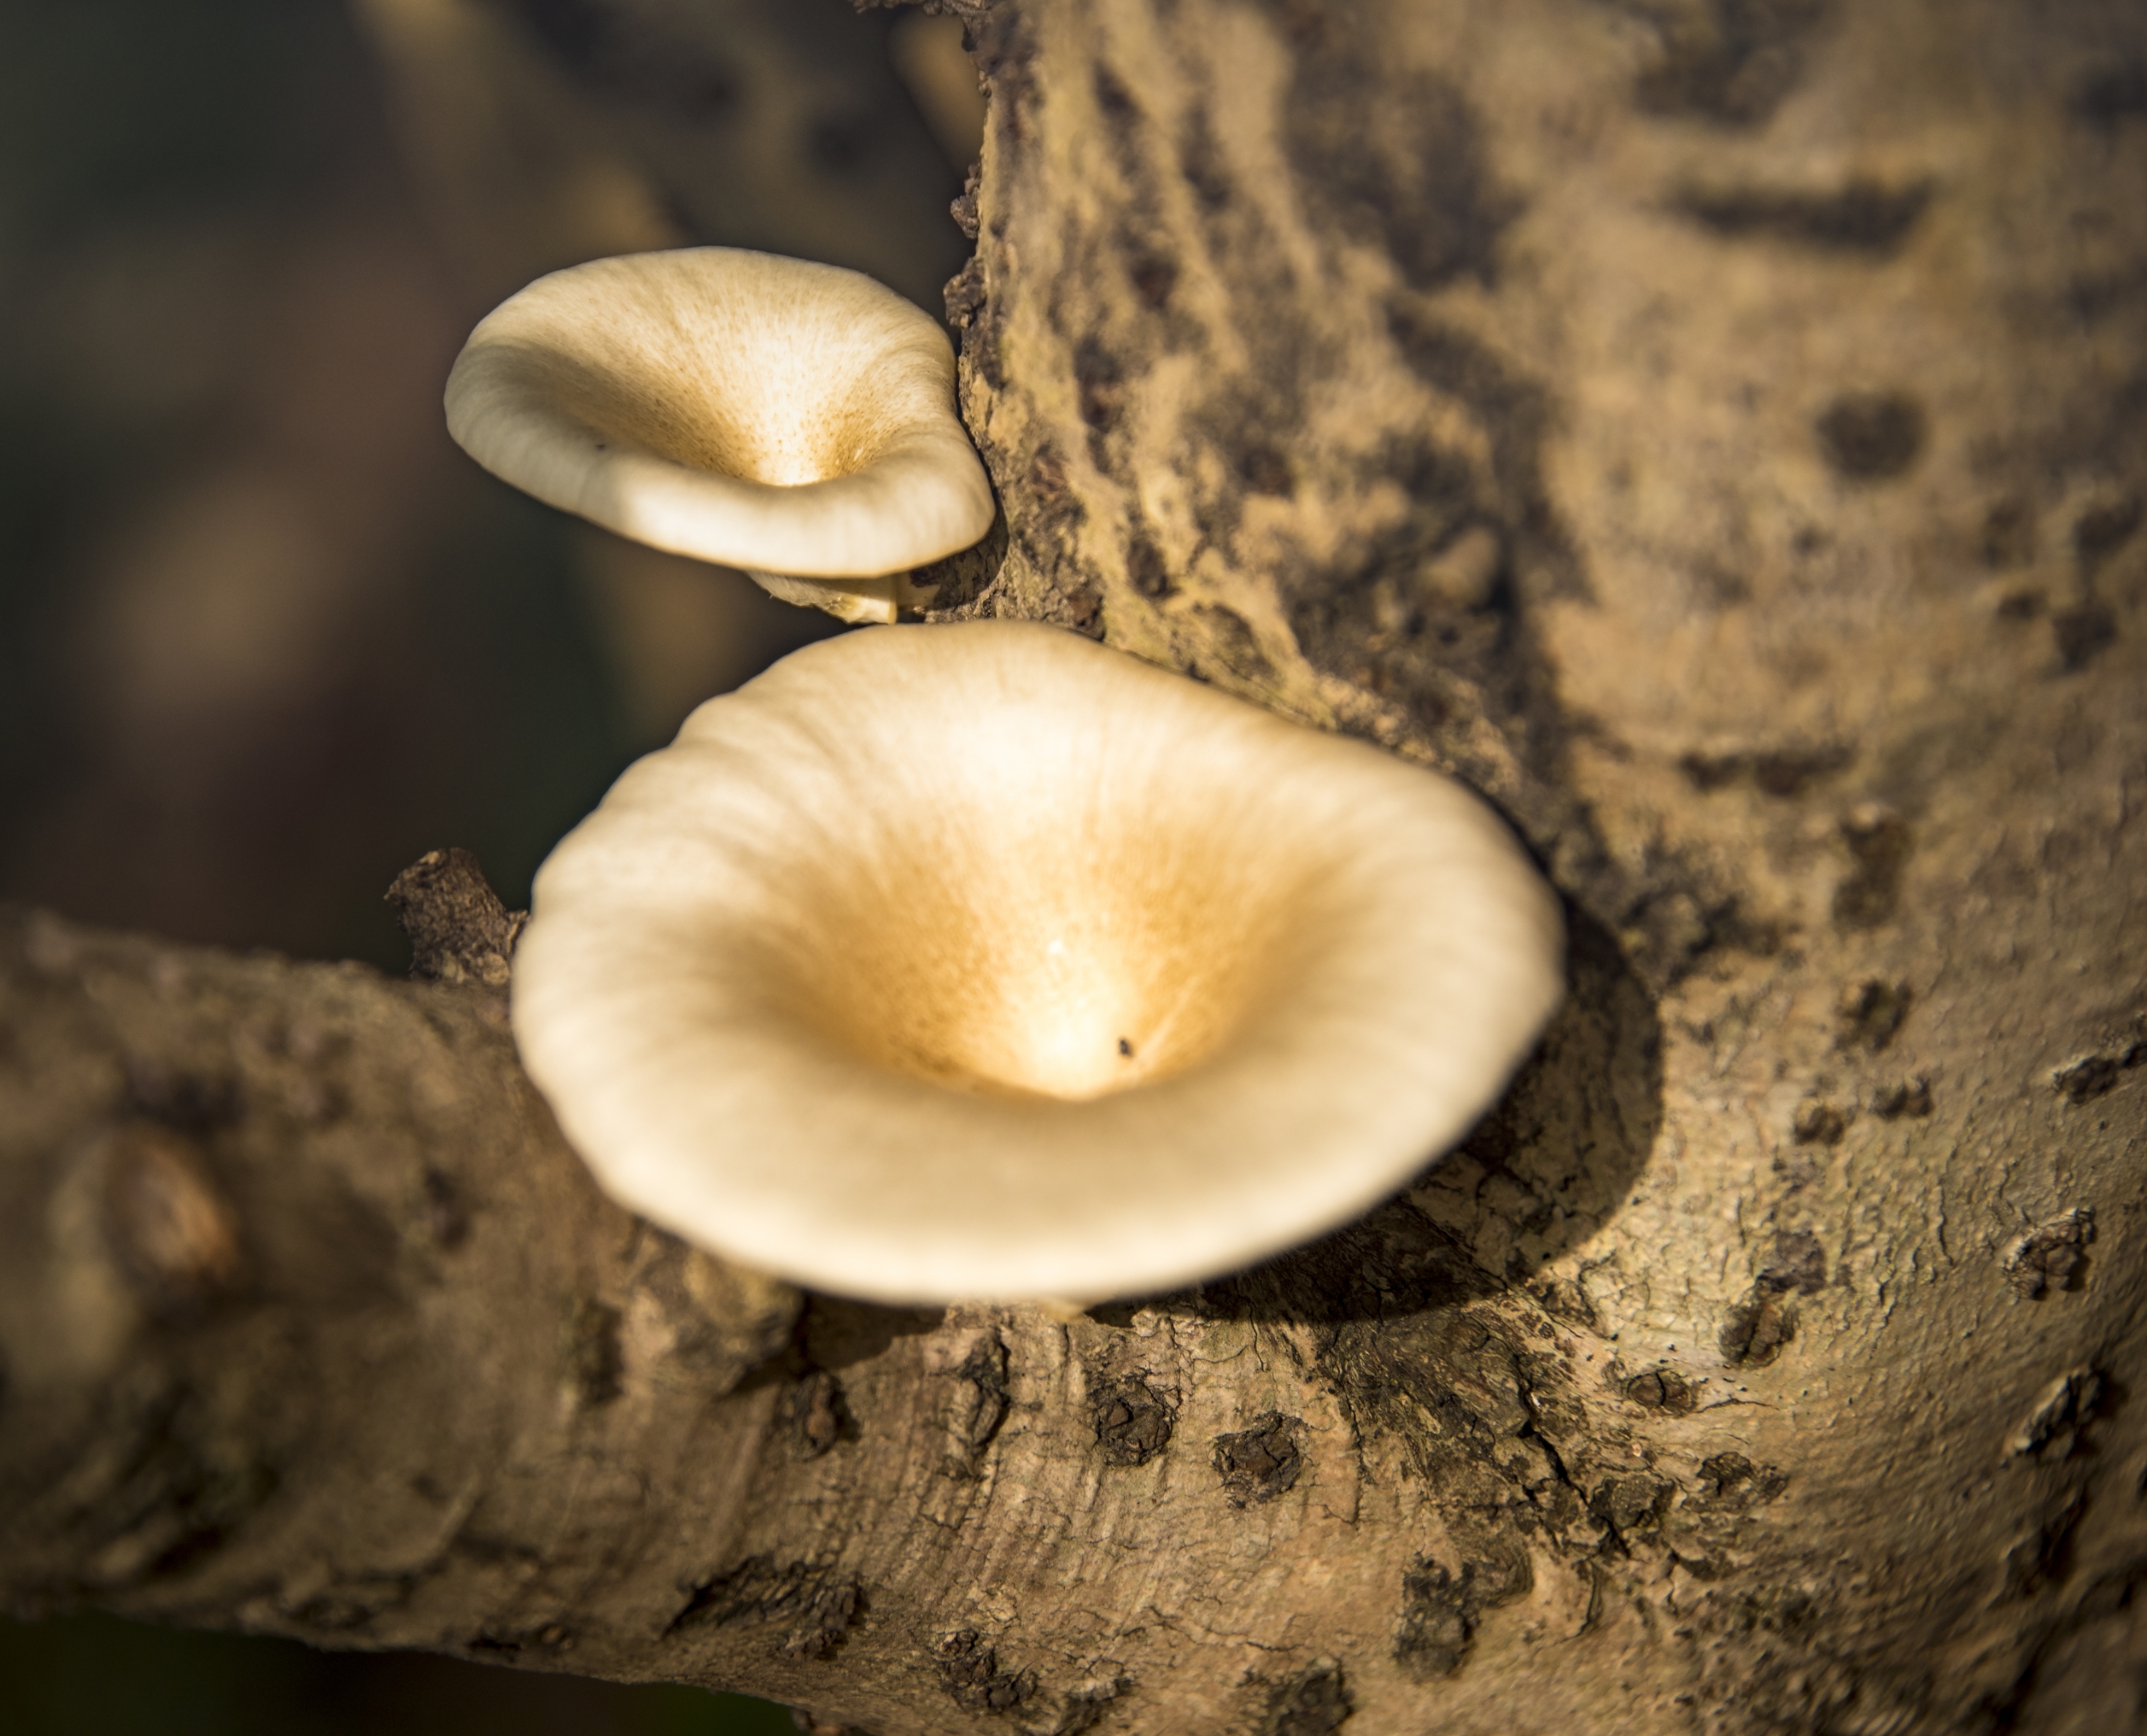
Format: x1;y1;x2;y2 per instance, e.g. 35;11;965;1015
5;2;2147;1733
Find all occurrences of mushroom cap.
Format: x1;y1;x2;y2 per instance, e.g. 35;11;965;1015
512;623;1566;1304
444;248;995;578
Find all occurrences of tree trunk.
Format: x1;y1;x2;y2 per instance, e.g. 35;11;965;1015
5;2;2146;1732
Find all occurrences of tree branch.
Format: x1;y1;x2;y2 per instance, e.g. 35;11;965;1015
6;1;2147;1732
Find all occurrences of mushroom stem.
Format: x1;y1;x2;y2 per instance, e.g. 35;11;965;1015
745;569;902;626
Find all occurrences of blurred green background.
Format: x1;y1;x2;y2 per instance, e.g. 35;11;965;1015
0;0;980;1727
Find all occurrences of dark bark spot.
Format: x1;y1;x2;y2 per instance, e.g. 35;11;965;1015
1622;1367;1695;1412
1789;1099;1848;1145
1674;751;1743;793
1678;742;1851;796
1589;1474;1674;1545
1126;534;1174;600
1093;63;1138;121
2052;1052;2124;1103
2065;261;2147;326
1076;362;1121;429
1719;1291;1796;1366
1393;1566;1471;1678
2073;493;2141;566
563;1296;623;1408
1836;976;1911;1051
1075;338;1125;448
944;1330;1011;1472
1285;33;1515;293
420;1166;469;1251
1674;177;1932;252
1814;391;1927;481
1128;250;1178;308
1384;314;1557;530
1981;497;2037;568
1212;1412;1305;1505
124;1054;238;1132
1179;104;1233;211
2071;58;2147;127
1762;1229;1829;1296
790;1370;856;1459
1832;804;1911;929
1186;604;1273;684
1092;1375;1176;1466
2007;1369;2109;1462
1623;0;1825;126
932;1630;1037;1713
2052;600;2117;671
1751;745;1846;796
1285;429;1503;716
1235;441;1293;497
1697;1451;1790;1505
964;2;1033;142
1868;1075;1932;1120
1395;1551;1531;1678
1253;1657;1354;1735
386;847;525;988
2006;1209;2096;1300
669;1557;862;1660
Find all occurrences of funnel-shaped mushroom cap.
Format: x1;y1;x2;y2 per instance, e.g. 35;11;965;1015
444;248;994;578
512;624;1565;1304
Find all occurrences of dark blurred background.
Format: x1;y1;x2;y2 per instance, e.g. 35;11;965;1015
0;0;981;1727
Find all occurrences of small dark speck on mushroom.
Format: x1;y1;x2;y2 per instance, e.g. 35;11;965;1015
1118;1037;1134;1058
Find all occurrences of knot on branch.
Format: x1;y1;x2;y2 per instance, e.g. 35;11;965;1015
385;849;526;988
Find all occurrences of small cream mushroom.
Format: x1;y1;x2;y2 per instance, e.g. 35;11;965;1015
443;248;994;624
512;621;1565;1306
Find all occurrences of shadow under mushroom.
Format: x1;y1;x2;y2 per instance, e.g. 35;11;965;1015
1106;904;1662;1329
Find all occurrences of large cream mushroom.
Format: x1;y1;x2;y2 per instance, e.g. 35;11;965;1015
511;621;1566;1306
444;248;994;624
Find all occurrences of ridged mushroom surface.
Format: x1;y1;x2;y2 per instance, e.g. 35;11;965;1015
444;248;994;599
511;622;1565;1304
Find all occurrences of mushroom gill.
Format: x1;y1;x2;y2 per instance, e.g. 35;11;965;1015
510;622;1566;1304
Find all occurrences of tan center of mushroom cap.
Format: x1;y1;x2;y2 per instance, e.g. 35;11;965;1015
511;622;1566;1306
443;248;995;578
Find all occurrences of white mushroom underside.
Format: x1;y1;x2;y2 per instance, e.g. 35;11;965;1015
512;623;1565;1304
444;248;994;579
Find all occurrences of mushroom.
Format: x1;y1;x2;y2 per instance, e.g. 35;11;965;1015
511;621;1565;1305
443;248;995;624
